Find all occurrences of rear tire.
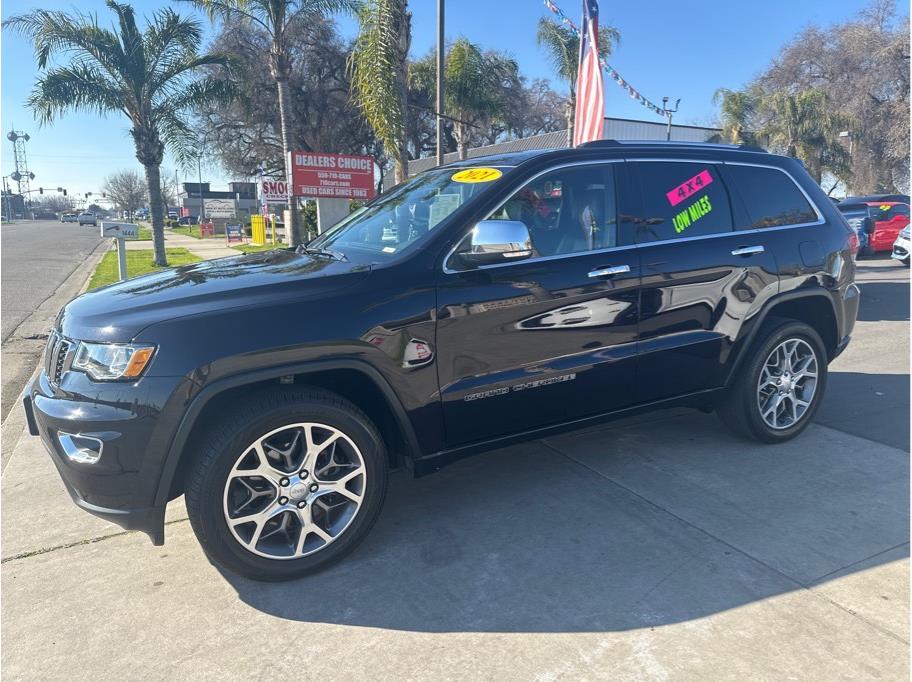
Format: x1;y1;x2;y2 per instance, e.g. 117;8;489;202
717;319;828;444
185;387;387;581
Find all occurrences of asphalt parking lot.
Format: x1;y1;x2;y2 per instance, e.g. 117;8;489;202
2;255;908;679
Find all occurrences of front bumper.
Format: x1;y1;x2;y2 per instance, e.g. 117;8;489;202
892;236;910;262
23;373;172;545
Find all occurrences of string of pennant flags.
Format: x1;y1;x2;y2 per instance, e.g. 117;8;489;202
544;0;668;118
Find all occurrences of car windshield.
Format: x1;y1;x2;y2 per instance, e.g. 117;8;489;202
307;167;507;263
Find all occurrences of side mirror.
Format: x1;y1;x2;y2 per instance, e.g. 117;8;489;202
459;220;533;267
862;217;876;234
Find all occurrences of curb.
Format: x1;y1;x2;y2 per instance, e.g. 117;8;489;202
1;239;112;473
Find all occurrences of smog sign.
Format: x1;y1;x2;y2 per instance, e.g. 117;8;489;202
288;151;376;201
204;198;235;219
259;178;289;204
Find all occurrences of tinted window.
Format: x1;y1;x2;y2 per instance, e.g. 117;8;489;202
631;162;732;242
489;164;617;257
725;164;818;229
873;203;910;220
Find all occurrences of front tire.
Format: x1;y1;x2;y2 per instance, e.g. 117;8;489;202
717;319;828;443
185;387;387;581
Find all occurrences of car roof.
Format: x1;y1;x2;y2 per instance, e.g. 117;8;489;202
440;140;773;172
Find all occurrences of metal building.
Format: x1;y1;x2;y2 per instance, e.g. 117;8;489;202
403;116;723;178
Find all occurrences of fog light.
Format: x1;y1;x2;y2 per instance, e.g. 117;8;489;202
57;431;103;464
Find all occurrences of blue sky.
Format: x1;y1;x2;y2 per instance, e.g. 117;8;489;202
1;0;905;202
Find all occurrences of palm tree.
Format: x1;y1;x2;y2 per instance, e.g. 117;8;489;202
190;0;357;247
712;88;758;145
350;0;411;184
411;39;518;160
761;88;852;183
536;17;619;145
5;1;234;266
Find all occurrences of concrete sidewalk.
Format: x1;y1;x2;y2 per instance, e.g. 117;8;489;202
1;412;908;679
125;228;239;259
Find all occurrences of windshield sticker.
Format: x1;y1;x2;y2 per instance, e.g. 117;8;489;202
452;167;503;184
429;193;463;228
879;204;892;211
666;169;714;207
672;194;713;233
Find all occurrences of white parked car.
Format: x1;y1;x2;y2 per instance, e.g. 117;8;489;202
77;212;97;226
892;226;910;266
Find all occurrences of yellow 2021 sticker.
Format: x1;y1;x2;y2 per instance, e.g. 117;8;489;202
452;167;502;183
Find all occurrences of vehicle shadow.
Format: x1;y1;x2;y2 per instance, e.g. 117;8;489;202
222;410;909;633
855;281;910;322
819;371;910;451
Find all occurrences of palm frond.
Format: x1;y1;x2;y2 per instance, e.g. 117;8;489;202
350;0;408;167
28;63;127;124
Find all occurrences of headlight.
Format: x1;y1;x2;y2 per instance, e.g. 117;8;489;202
71;342;155;381
901;227;910;240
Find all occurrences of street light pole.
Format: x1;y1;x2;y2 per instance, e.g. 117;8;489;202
435;0;445;167
662;97;681;141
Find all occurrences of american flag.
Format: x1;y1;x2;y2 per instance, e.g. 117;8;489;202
572;0;604;146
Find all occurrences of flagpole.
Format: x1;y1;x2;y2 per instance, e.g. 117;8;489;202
436;0;445;167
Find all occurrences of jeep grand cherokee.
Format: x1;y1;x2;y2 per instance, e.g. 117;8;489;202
24;141;859;580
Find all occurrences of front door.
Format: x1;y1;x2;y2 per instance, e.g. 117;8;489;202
435;162;641;446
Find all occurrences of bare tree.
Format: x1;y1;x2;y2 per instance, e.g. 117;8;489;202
35;194;74;213
103;170;148;218
747;1;909;192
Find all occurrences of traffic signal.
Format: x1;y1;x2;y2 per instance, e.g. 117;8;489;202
39;187;44;194
62;189;67;196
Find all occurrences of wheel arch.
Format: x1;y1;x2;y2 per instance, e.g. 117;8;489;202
154;360;422;508
726;288;839;386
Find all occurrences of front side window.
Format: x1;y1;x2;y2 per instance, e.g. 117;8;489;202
630;162;733;242
309;167;505;263
725;164;818;229
488;164;618;257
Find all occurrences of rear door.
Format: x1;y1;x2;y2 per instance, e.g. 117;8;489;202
435;161;641;446
628;160;781;403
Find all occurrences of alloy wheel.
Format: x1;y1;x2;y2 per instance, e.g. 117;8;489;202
222;423;367;559
756;338;819;430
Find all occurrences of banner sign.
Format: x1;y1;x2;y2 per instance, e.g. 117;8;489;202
199;222;215;237
204;198;235;219
288;151;376;201
225;223;244;243
259;178;289;204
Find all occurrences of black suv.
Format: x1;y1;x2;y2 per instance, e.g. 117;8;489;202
24;141;859;580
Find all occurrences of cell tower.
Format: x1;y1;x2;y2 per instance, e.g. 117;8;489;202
7;129;35;198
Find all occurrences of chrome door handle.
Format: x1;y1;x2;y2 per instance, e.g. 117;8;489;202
588;264;631;278
731;245;765;256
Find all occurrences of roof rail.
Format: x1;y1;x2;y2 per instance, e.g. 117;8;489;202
579;139;768;153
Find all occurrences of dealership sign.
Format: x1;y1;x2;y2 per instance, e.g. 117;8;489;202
204;198;235;219
259;178;288;204
288;151;376;201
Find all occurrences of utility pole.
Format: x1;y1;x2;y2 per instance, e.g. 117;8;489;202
197;154;206;223
435;0;445;167
662;97;681;141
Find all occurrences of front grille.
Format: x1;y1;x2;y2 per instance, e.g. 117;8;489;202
45;333;74;385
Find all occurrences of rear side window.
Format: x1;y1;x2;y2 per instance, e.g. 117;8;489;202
874;203;910;220
630;162;733;243
725;164;818;229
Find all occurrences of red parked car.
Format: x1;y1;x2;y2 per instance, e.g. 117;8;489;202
863;202;910;255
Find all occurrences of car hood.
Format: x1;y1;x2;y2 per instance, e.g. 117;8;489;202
59;249;372;341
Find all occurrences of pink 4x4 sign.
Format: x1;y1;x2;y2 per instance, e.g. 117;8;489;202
666;169;714;207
